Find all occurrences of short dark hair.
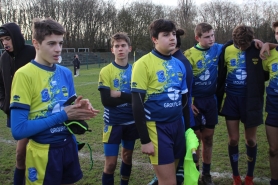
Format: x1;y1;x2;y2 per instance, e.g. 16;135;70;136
272;21;278;31
149;19;176;39
194;23;213;37
232;25;254;48
176;29;185;48
32;17;66;44
110;32;131;46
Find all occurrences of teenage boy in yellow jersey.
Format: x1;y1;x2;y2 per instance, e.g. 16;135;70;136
131;19;191;185
98;32;138;185
184;23;223;185
217;25;269;185
10;18;98;185
259;21;278;185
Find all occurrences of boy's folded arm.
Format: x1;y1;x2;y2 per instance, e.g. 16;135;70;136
11;108;68;140
120;92;132;103
100;88;130;106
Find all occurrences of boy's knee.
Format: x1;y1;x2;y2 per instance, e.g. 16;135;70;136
122;153;132;164
105;162;117;173
203;136;213;147
246;139;256;147
122;149;133;163
229;139;239;146
269;148;278;158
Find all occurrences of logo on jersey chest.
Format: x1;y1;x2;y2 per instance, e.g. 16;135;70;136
113;79;119;88
41;88;50;102
197;60;203;69
156;70;166;82
272;63;278;72
230;59;236;66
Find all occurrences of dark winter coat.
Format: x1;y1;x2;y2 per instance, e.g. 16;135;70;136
0;23;35;117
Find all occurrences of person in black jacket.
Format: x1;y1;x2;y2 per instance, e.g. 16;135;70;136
73;54;81;77
216;25;269;185
0;23;35;185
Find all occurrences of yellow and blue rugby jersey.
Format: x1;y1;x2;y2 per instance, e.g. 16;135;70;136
224;45;247;96
10;60;75;144
184;43;223;97
98;61;134;125
263;47;278;96
131;49;188;122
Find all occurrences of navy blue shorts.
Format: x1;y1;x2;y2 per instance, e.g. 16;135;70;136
192;95;218;130
102;124;139;144
221;94;248;123
147;117;185;165
26;136;82;185
265;113;278;127
266;94;278;116
102;124;139;156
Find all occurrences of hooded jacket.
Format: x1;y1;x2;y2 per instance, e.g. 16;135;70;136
0;23;35;117
216;40;269;127
73;57;80;69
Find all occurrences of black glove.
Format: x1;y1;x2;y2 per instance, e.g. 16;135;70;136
64;120;91;135
63;95;91;135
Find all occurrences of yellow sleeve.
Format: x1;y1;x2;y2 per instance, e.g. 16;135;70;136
131;59;148;91
98;66;111;89
10;70;33;106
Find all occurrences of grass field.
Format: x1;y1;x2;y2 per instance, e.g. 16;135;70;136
0;64;271;185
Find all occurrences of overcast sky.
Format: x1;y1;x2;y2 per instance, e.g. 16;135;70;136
109;0;245;9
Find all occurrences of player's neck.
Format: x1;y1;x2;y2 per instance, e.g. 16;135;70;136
155;47;171;56
34;56;54;67
114;59;128;67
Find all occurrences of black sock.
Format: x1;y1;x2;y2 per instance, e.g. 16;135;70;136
246;144;257;177
14;168;25;185
120;161;132;185
228;144;239;176
102;172;114;185
202;163;211;175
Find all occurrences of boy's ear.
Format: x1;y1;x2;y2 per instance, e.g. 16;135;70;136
128;46;132;52
151;36;158;44
195;35;200;42
32;39;39;50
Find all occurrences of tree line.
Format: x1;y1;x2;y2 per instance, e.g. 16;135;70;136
0;0;277;52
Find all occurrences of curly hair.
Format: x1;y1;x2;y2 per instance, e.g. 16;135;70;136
232;25;254;49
